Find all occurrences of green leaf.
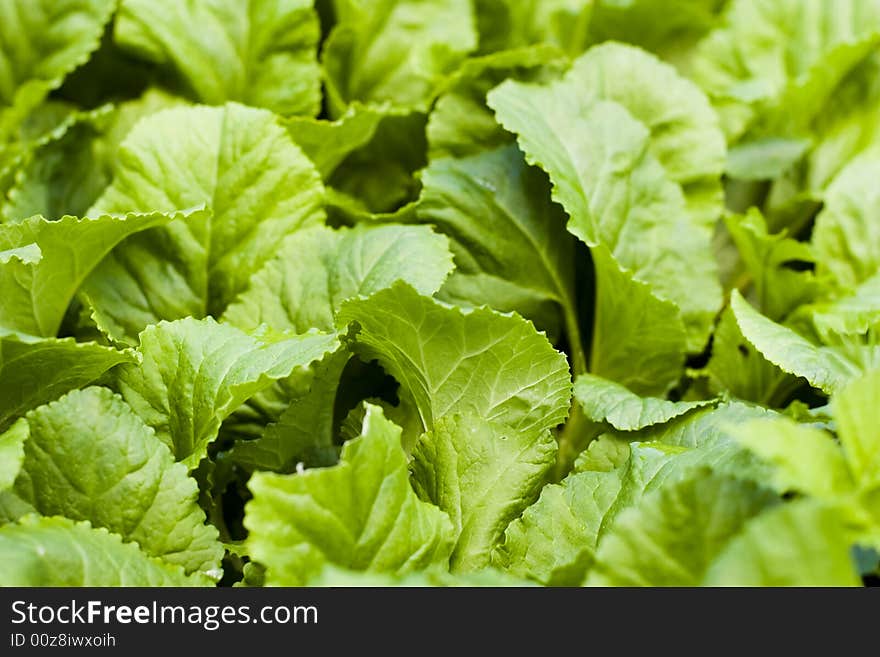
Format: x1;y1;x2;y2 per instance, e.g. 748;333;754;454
725;137;811;180
0;515;211;586
223;224;453;334
834;368;880;486
573;372;713;431
606;401;778;483
115;0;322;116
2;105;113;223
417;143;581;367
116;317;340;468
326;108;428;214
690;0;880;142
706;305;798;405
411;414;556;571
0;0;115;138
284;102;395;178
229;347;350;472
589;246;688;396
587;0;724;60
245;404;455;585
813;157;880;289
562;42;727;228
0;418;27;491
336;282;572;438
322;0;477;114
811;273;880;337
703;500;862;586
10;387;222;576
731;290;872;394
587;471;777;586
0;209;196;336
734;418;855;498
311;563;531;587
473;0;592;55
497;440;698;585
427;46;566;159
807;55;880;191
82;103;325;344
725;208;821;321
0;331;133;432
488;44;723;348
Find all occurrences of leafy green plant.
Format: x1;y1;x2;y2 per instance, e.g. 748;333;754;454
1;0;879;587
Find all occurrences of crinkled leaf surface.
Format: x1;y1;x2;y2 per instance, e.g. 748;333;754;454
587;471;777;586
115;0;322;116
223;224;453;334
9;388;223;577
0;331;132;432
0;209;196;336
336;283;572;437
322;0;477;113
411;414;557;571
573;373;713;431
0;515;211;586
82;103;325;344
117;317;339;468
245;404;455;585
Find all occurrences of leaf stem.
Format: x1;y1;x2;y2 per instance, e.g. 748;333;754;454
564;305;588;377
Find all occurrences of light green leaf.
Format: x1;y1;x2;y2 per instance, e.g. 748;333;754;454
731;290;872;394
336;282;572;438
473;0;592;55
488;45;722;348
573;372;713;431
706;305;798;405
0;0;115;138
322;0;477;114
494;468;617;585
0;331;133;432
0;418;27;491
497;440;696;585
411;414;556;572
563;42;726;228
834;368;880;486
587;0;724;60
590;247;688;396
734;417;855;497
0;515;211;586
229;347;350;472
115;0;321;116
725;137;811;180
725;209;821;321
704;500;861;586
427;46;566;159
811;273;880;338
117;317;340;468
10;388;222;576
284;102;395;178
325;109;427;214
690;0;880;142
813;157;880;289
573;434;632;474
807;54;880;191
311;563;531;587
245;404;455;585
418;143;581;367
223;224;453;334
2;106;113;223
587;471;777;586
609;401;778;483
0;209;197;337
82;103;325;344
